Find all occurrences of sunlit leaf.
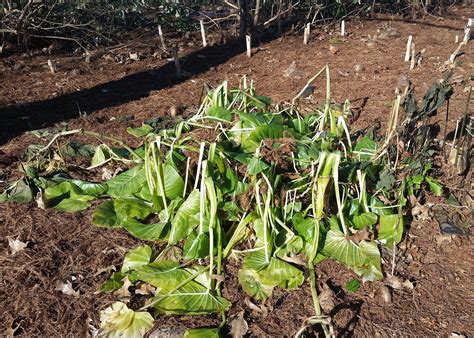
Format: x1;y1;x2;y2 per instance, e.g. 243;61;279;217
354;137;376;161
238;268;274;301
92;200;119;227
377;214;403;247
99;302;153;338
258;257;304;289
184;327;220;338
169;189;201;245
122;245;153;273
107;165;147;198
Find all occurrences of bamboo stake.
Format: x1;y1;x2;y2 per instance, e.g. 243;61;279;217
404;35;412;62
47;59;56;74
341;20;345;37
200;20;207;47
455;35;459;44
158;25;166;50
410;42;416;70
246;35;251;57
172;48;181;77
303;23;310;45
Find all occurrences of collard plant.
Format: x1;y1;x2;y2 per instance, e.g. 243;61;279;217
2;67;413;337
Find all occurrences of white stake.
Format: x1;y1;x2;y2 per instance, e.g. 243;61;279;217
341;20;345;37
200;20;207;47
172;48;182;77
47;59;56;74
462;18;472;44
246;35;251;57
158;25;166;50
410;42;416;70
455;35;459;44
303;23;310;45
404;35;412;62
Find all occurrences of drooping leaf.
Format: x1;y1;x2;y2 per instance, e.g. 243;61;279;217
258;257;304;289
243;250;270;271
114;197;154;224
238;268;274;301
353;240;383;282
44;181;95;212
322;226;366;268
91;144;112;168
169;189;201;245
68;180;107;196
99;272;127;293
92;200;119;227
351;212;378;230
123;219;168;241
127;124;154;137
354;137;376;161
107;165;147;198
1;179;34;203
207;106;232;122
183;231;210;260
99;302;154;338
377;214;403;247
122;245;153;273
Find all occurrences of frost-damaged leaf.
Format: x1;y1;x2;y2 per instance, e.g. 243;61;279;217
353;241;383;282
377;214;403;247
228;312;248;338
8;238;28;255
258;257;304;289
238;268;274;301
114;276;133;299
354;136;376;161
184;327;221;338
55;280;80;297
169;189;201;245
107;165;147;198
99;302;153;338
122;245;153;273
1;178;34;203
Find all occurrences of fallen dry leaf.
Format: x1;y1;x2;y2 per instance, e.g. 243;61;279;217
8;237;28;255
93;265;116;277
229;311;249;338
113;276;132;299
55;280;80;297
319;286;336;313
135;283;156;296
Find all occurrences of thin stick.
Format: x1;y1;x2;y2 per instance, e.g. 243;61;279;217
172;48;182;77
341;20;345;37
158;25;166;50
303;23;310;45
404;35;412;62
246;35;251;57
410;42;416;70
200;20;207;47
455;35;459;44
47;59;56;74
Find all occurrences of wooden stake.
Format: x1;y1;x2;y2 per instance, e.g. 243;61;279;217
341;20;345;37
303;23;310;45
404;35;412;62
246;35;251;57
455;35;459;44
200;20;207;47
47;59;56;74
158;25;166;50
410;42;416;70
172;48;182;77
462;18;472;44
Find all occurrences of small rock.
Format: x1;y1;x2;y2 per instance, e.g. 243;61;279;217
354;64;365;73
319;286;336;313
380;285;392;303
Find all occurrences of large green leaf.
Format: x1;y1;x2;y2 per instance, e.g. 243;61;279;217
243;250;270;271
127;124;154;137
238;268;274;301
258;257;304;289
161;164;185;200
92;200;118;227
114;197;154;224
207;106;232;122
322;227;366;268
122;245;153;273
44;181;95;212
99;302;154;338
107;165;147;198
123;219;168;241
353;241;383;282
247;157;269;175
134;260;194;291
169;189;201;245
377;214;403;247
68;180;106;196
351;212;378;230
183;231;210;260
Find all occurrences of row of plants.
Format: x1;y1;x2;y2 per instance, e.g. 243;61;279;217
0;67;449;337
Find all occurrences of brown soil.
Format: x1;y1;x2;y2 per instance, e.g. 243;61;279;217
1;5;473;337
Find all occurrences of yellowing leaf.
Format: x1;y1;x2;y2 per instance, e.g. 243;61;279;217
99;302;153;338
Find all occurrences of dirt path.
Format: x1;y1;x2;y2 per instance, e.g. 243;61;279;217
1;6;473;336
